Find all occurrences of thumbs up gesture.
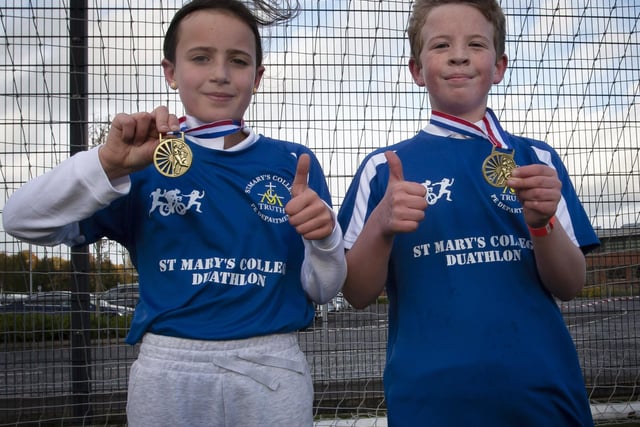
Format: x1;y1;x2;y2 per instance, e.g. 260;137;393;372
285;153;335;240
375;151;428;236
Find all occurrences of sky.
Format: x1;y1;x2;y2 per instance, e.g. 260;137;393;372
0;0;638;260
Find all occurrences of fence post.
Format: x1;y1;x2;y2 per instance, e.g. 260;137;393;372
69;0;92;420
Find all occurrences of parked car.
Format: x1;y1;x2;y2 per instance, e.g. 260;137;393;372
327;293;348;312
315;293;350;319
92;294;134;316
0;292;28;305
99;283;139;309
0;291;132;317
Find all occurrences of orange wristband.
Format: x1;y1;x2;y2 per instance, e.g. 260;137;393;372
528;216;555;237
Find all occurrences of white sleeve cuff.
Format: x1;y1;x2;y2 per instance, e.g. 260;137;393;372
300;212;347;304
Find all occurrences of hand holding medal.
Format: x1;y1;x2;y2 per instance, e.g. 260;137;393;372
98;107;181;181
482;147;516;187
506;163;562;229
153;132;193;177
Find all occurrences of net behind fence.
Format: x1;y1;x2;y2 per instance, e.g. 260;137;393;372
1;1;639;425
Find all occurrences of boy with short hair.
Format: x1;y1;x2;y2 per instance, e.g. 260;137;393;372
337;1;599;425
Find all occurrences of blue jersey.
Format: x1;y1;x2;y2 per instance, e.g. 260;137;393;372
80;135;331;344
338;130;599;426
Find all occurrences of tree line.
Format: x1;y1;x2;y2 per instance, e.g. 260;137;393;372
0;250;137;294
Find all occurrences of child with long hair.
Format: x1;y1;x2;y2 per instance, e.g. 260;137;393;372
4;1;346;425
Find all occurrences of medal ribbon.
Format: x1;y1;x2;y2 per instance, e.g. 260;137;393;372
430;108;511;149
154;117;243;177
169;117;244;139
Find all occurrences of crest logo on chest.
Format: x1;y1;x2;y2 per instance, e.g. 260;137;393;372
245;174;291;224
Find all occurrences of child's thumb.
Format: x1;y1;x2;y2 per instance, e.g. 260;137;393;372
385;151;404;183
291;153;311;197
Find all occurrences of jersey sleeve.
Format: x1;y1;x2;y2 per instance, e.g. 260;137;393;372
3;147;130;247
527;140;600;254
337;151;389;250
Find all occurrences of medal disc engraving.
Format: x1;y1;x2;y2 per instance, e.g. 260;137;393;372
153;133;192;178
482;149;516;187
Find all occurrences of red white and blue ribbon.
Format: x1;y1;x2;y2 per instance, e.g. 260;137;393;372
430;108;511;149
169;117;244;139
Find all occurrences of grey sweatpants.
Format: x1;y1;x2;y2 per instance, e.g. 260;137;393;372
126;333;314;427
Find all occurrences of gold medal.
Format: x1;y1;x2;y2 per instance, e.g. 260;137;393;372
153;132;192;178
482;148;516;187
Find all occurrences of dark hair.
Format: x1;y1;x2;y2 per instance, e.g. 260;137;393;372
163;0;300;67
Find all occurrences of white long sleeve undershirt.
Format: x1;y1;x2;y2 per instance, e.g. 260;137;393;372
3;146;345;304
